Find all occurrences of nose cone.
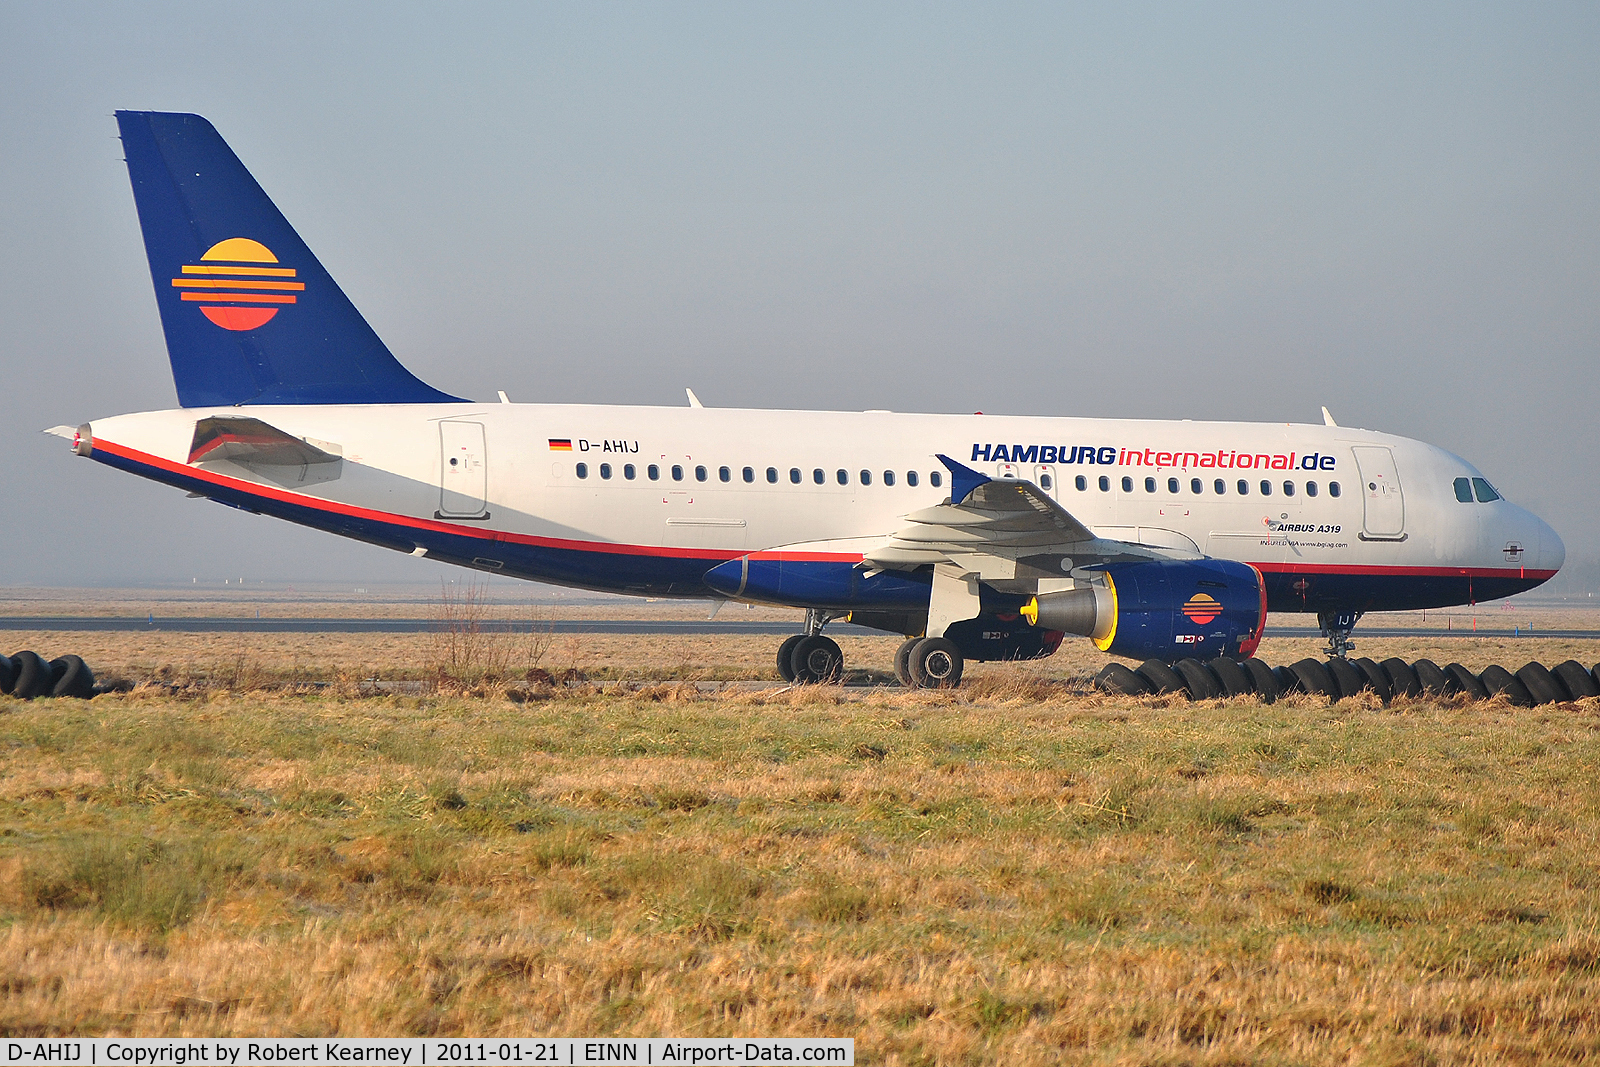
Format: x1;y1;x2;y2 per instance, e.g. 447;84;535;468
1537;514;1566;576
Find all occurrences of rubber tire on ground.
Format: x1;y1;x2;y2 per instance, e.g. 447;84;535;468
908;637;963;689
1325;657;1368;701
1380;658;1422;699
1207;657;1254;698
1515;662;1566;705
1593;663;1600;693
1479;664;1533;708
50;655;95;700
1273;664;1303;695
775;635;804;683
1552;660;1600;699
1242;658;1280;703
1173;658;1223;700
1351;658;1393;704
1290;658;1337;699
0;654;14;696
790;635;844;684
1096;662;1150;696
1444;663;1487;700
1412;658;1450;696
893;638;921;687
10;651;52;700
1135;659;1186;696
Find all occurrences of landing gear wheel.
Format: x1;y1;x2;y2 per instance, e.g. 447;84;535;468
1173;658;1223;700
1242;658;1281;703
1351;658;1393;704
791;635;844;684
1515;662;1565;705
1207;657;1253;698
1479;664;1533;707
1380;658;1421;699
893;638;920;687
776;635;805;683
1552;660;1600;699
908;637;963;689
1095;662;1150;695
1444;663;1488;700
1135;659;1185;696
1289;658;1337;699
1411;658;1449;696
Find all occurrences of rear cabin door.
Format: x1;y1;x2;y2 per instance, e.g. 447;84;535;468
439;421;488;517
1351;445;1405;539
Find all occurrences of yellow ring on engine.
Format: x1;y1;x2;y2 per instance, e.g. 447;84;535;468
1091;574;1119;652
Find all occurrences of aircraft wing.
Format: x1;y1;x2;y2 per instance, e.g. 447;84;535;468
860;454;1177;583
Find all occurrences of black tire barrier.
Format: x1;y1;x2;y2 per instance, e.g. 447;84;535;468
1242;658;1281;703
1174;658;1223;700
1553;660;1600;700
1136;659;1186;695
10;651;53;700
1515;662;1566;705
50;655;95;700
1096;662;1150;695
775;634;804;683
1351;658;1394;704
1323;657;1366;700
1292;658;1338;699
1381;658;1422;699
1208;656;1254;698
0;654;14;695
1411;659;1450;696
1273;664;1303;695
1445;663;1489;701
1479;665;1534;708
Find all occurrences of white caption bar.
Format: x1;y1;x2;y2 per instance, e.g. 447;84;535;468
2;1041;853;1067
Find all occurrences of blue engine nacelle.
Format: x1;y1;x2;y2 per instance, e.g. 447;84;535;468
1022;558;1266;662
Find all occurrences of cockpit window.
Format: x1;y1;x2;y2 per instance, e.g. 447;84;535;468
1472;477;1500;503
1453;477;1473;503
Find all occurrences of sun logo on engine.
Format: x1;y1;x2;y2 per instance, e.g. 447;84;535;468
170;238;304;331
1181;593;1221;626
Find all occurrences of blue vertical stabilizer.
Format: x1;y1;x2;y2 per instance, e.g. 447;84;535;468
115;111;463;407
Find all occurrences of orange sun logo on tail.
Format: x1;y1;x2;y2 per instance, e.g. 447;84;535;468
170;238;304;331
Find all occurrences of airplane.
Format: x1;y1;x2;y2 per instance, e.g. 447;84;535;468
48;111;1566;688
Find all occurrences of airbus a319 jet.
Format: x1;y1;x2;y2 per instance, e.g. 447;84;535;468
50;112;1565;688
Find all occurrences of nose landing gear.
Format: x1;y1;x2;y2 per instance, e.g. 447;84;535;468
777;608;845;684
1318;610;1363;659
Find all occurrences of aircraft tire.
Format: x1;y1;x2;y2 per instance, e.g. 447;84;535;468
1444;663;1487;700
791;635;843;685
1134;659;1185;696
908;637;963;689
893;638;919;687
1172;658;1222;700
775;635;804;683
1479;664;1533;707
10;651;52;700
1412;658;1450;696
1242;658;1281;703
1207;657;1254;698
1290;658;1337;699
1516;662;1566;705
1095;662;1150;696
1552;660;1600;699
0;654;14;695
50;655;95;699
1273;664;1302;694
1351;658;1393;704
1380;658;1422;699
1325;657;1367;700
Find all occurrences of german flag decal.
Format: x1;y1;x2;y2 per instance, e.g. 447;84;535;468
548;439;573;451
1181;593;1221;626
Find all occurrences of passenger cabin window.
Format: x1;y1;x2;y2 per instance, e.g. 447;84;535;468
1039;473;1052;490
1122;476;1134;492
1472;478;1501;503
671;465;684;481
1098;475;1110;492
1075;475;1087;491
1190;478;1202;494
1329;481;1341;497
1260;480;1272;496
576;462;589;479
648;464;660;481
742;467;754;483
860;470;872;486
1144;477;1157;493
766;467;778;483
1283;480;1295;497
907;471;919;487
790;468;801;484
695;465;708;482
1214;479;1226;494
930;472;943;488
883;470;895;486
599;463;612;479
836;469;848;485
1167;477;1179;493
1454;477;1473;502
1237;479;1249;495
813;468;825;485
1306;481;1318;497
624;464;636;480
718;466;731;482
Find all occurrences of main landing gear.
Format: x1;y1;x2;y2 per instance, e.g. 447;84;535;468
893;636;964;689
776;608;844;684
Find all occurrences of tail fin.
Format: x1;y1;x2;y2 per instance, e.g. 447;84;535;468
115;111;463;407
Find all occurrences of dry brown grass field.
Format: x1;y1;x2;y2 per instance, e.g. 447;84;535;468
2;615;1600;1063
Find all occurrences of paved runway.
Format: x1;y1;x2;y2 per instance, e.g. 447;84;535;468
0;617;1595;639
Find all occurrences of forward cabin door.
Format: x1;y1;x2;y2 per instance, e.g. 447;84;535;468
1352;445;1405;539
439;420;488;517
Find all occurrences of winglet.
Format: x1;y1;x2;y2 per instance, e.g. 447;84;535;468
935;454;989;504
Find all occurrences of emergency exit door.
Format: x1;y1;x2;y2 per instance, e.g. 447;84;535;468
439;421;488;517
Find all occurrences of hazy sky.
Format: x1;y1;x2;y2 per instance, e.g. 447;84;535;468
2;3;1596;591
